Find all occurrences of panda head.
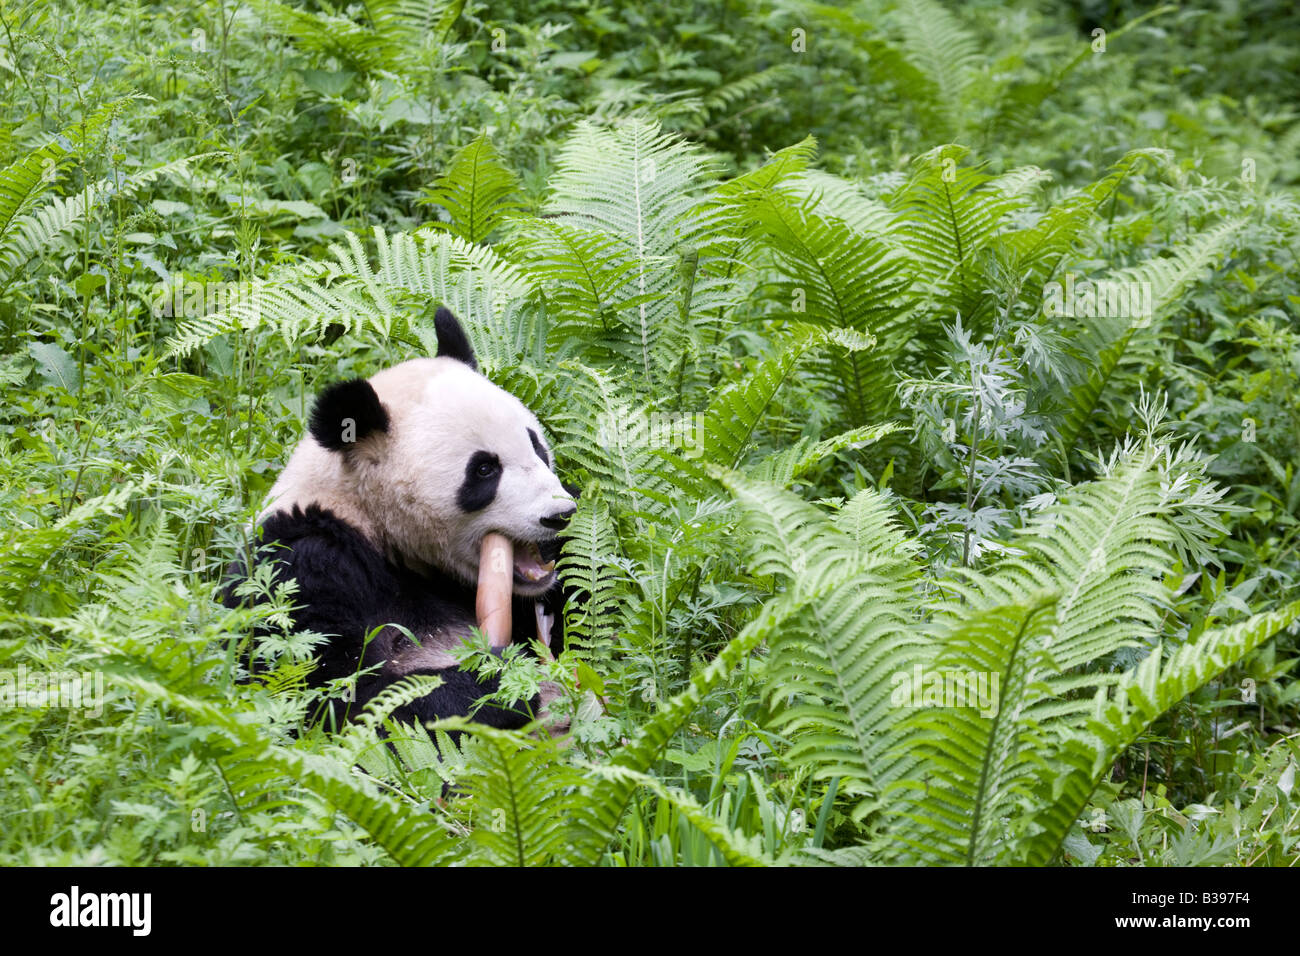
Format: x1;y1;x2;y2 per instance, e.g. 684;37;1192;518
297;308;575;597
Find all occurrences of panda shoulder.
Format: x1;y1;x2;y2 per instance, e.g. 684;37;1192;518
256;503;394;600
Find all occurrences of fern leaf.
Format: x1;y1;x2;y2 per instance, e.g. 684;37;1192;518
0;485;137;607
751;422;902;487
0;153;216;284
566;595;802;864
726;156;914;423
451;725;584;866
1019;599;1300;865
557;500;630;657
114;675;459;866
653;331;819;501
0;141;68;251
1055;219;1242;453
539;119;722;381
833;486;923;561
721;473;925;812
998;148;1168;297
891;0;981;140
887;594;1061;864
508;216;649;365
420;132;522;244
988;7;1176;140
165;228;533;357
253;0;463;72
969;443;1172;677
890;145;1040;322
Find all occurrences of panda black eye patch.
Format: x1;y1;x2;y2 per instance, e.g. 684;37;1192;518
458;451;502;512
527;428;549;466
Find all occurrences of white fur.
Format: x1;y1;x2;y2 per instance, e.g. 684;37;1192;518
261;357;573;596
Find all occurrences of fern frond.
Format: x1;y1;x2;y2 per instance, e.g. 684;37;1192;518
887;594;1060;864
566;596;801;863
796;845;877;866
114;675;460;866
1055;219;1242;454
726;156;913;423
0;141;69;251
0;100;145;272
716;137;818;199
721;473;925;812
165;228;533;357
255;1;398;71
419;132;522;244
653;331;820;501
890;0;981;139
253;0;463;72
370;0;465;43
890;145;1040;322
963;443;1172;678
1019;599;1300;865
0;485;136;608
508;216;648;364
557;500;630;658
546;360;654;513
833;486;923;562
0;153;217;285
751;422;902;487
886;441;1243;863
355;719;469;795
783;169;899;237
449;724;584;866
346;674;445;741
538;119;723;381
700;64;798;122
988;6;1176;141
997;148;1167;297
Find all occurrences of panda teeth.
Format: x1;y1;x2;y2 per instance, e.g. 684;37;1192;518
514;542;555;582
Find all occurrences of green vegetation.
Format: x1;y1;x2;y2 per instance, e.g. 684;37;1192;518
1;0;1297;866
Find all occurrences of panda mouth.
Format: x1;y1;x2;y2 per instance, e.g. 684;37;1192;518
511;539;557;587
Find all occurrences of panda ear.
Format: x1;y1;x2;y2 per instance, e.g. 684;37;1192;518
434;306;478;370
309;378;389;452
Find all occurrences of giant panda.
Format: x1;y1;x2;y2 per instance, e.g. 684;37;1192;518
225;307;576;731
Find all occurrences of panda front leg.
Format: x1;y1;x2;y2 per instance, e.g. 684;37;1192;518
373;631;540;731
387;659;544;731
389;664;569;736
369;619;568;734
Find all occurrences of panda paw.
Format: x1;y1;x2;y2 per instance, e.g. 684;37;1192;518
533;680;571;738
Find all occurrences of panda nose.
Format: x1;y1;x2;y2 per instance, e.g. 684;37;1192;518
539;504;576;530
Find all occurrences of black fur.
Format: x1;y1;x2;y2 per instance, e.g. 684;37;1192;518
457;450;501;512
435;306;478;370
309;379;389;452
225;504;563;730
